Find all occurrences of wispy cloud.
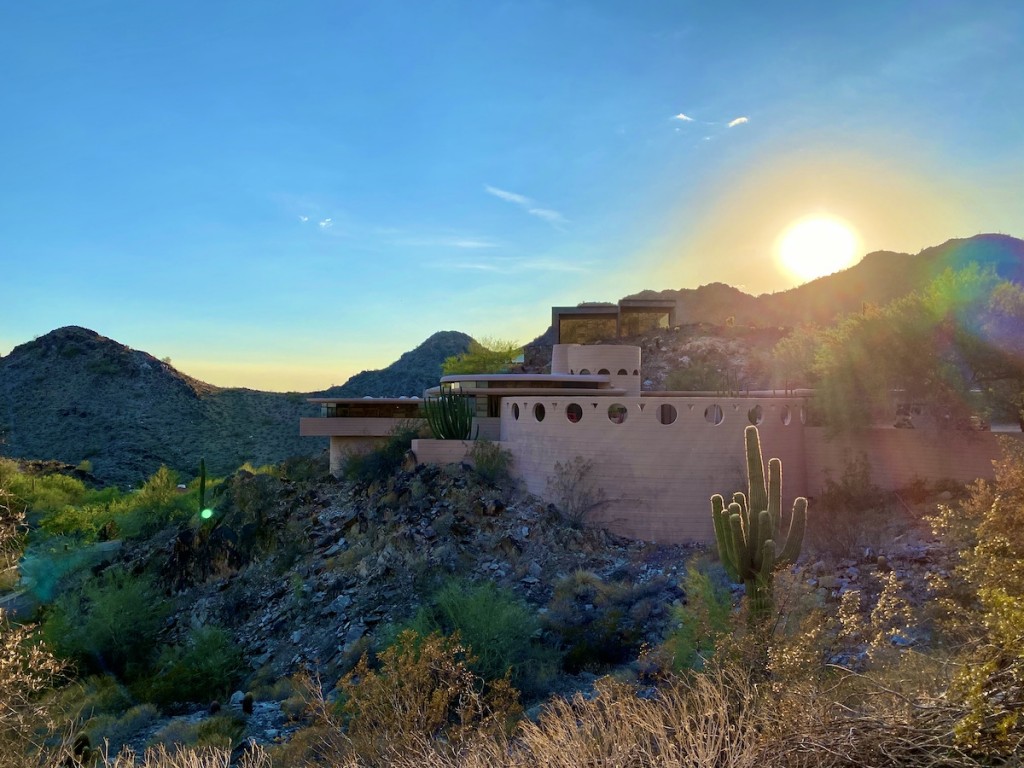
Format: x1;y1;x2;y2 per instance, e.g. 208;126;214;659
484;184;567;228
298;215;310;223
527;208;567;225
485;185;531;205
398;235;499;249
442;255;589;275
318;218;333;229
672;112;695;122
727;116;750;127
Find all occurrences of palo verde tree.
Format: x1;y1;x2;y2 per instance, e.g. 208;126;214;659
711;426;807;621
812;265;1024;429
441;337;521;375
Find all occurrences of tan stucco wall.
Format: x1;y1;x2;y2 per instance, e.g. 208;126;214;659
802;428;1020;494
563;345;642;397
499;395;808;543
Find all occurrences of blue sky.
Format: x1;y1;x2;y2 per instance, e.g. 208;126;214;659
2;1;1022;390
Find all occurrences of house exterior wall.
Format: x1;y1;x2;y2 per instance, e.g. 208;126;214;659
498;395;808;543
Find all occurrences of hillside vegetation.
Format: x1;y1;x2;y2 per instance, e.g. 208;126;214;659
0;329;470;488
2;428;1023;766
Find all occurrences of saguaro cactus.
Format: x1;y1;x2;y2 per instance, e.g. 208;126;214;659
198;458;207;515
711;425;807;620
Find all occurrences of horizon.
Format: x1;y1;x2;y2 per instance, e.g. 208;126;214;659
3;2;1022;391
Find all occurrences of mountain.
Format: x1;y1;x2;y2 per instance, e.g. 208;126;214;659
0;328;470;487
318;331;472;397
625;234;1024;329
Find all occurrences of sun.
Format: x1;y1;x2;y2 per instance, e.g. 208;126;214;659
775;215;861;282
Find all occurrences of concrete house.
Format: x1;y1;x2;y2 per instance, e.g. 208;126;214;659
302;303;1009;544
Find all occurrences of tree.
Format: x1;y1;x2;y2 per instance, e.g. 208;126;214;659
441;337;521;375
812;266;1024;430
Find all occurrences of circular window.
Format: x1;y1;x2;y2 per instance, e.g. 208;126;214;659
607;404;628;424
512;403;520;420
598;368;610;375
747;405;763;425
579;368;591;375
617;368;628;375
781;405;792;425
534;403;546;422
657;403;677;425
566;403;583;423
704;404;724;425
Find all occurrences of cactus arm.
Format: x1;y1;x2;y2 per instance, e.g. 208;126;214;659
745;426;768;515
754;509;773;570
776;497;807;567
767;458;782;531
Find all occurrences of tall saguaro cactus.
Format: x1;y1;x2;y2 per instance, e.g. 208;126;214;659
711;425;807;620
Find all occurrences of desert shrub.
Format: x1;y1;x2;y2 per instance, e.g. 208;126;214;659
0;611;66;768
343;423;419;485
104;743;271;767
114;466;196;539
469;440;513;486
43;568;171;680
84;703;161;755
661;559;733;672
141;626;245;708
280;453;329;482
335;630;520;764
808;454;890;556
401;579;558;697
929;437;1024;758
546;457;607;529
544;570;659;673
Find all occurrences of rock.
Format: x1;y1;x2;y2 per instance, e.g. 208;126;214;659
229;691;246;707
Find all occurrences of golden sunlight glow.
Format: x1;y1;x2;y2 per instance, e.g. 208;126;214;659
775;215;861;282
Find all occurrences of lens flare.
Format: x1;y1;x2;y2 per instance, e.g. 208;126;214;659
200;508;214;520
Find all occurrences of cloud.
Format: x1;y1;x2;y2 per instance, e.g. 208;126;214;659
727;116;749;127
399;235;498;249
485;184;567;227
672;112;695;122
485;185;531;205
318;218;333;229
298;215;310;223
443;256;589;275
527;208;567;225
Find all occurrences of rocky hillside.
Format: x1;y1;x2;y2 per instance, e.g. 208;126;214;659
625;233;1024;328
317;331;471;397
0;328;469;488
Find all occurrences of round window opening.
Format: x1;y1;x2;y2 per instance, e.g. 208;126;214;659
617;368;628;375
607;404;628;424
598;368;610;375
566;403;583;423
511;403;520;421
747;404;763;425
579;368;591;375
534;403;546;422
780;405;792;426
657;403;678;425
704;404;724;425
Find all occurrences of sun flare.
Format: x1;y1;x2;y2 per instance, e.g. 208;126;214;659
775;215;861;282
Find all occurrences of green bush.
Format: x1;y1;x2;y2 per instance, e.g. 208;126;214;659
661;560;733;671
544;570;656;673
400;579;557;697
470;440;513;486
343;423;419;484
142;626;245;707
43;568;171;680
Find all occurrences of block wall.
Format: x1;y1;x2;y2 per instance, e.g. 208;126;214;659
500;396;808;542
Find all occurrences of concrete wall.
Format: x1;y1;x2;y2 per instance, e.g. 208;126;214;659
499;395;808;543
802;427;1019;494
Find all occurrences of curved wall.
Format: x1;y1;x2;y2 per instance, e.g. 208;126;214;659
499;395;807;542
564;345;642;397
